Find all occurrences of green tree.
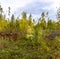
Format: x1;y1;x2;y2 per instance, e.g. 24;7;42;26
40;12;46;30
0;5;3;20
28;14;32;25
22;12;27;20
8;14;15;31
15;19;20;31
28;14;34;28
8;7;10;20
19;12;28;38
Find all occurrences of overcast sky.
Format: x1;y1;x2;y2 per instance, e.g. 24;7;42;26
0;0;60;20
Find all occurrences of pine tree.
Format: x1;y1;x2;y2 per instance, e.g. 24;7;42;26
15;19;20;31
28;14;32;25
0;5;3;20
8;7;10;20
40;12;46;30
22;12;27;20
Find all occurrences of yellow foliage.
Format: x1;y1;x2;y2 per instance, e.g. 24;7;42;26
19;19;28;31
26;26;34;39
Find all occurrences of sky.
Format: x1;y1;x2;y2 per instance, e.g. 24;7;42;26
0;0;60;20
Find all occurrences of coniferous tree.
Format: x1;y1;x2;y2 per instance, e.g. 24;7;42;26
40;12;46;30
28;14;32;25
0;5;3;20
8;7;10;20
47;19;52;30
28;14;34;28
15;19;20;31
22;12;27;20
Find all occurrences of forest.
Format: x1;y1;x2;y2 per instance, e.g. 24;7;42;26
0;5;60;59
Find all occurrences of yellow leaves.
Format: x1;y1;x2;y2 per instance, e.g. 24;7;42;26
0;27;2;31
26;35;33;39
20;19;28;31
0;20;8;31
27;26;33;34
46;46;51;52
26;26;34;39
55;36;60;42
29;22;34;28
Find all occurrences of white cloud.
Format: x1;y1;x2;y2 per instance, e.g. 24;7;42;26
0;0;60;20
0;0;34;14
0;0;60;13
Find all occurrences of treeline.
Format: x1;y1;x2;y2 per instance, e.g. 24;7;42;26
0;5;60;33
